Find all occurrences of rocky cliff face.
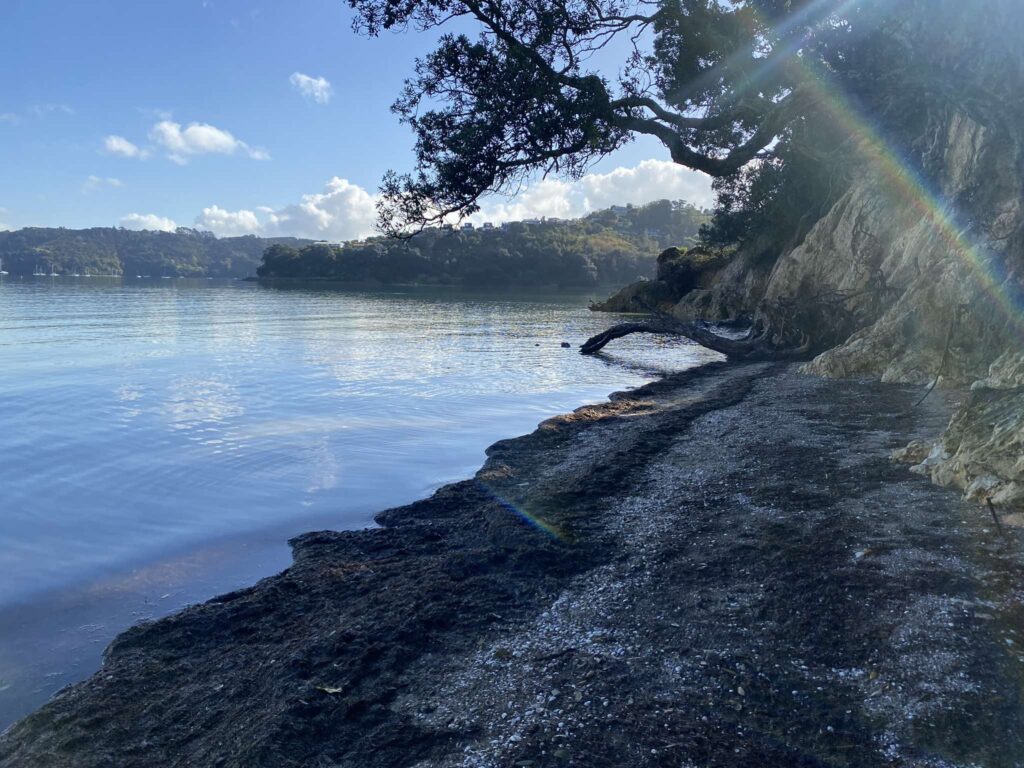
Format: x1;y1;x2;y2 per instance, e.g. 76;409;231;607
774;110;1023;509
895;353;1024;510
798;114;1023;385
596;108;1024;509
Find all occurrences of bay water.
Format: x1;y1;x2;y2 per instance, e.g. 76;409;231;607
0;277;715;727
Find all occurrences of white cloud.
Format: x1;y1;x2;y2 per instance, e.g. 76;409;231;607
579;159;714;211
195;177;376;240
104;135;149;159
471;179;577;224
188;159;711;240
150;120;269;162
194;205;261;236
290;73;333;105
120;213;178;232
471;159;713;224
266;177;376;239
0;113;20;125
83;175;123;193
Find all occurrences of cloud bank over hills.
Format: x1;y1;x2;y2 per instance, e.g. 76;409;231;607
120;159;712;239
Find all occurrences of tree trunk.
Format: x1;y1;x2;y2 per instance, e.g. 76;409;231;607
579;320;782;359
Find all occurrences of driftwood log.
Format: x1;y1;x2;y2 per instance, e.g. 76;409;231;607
579;315;810;359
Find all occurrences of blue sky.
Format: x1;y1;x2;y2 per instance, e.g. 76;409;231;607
0;0;712;239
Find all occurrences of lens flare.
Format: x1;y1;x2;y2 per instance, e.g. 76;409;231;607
720;1;1024;341
475;480;569;541
801;82;1022;344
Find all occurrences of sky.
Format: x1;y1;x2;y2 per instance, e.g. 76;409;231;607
0;0;713;240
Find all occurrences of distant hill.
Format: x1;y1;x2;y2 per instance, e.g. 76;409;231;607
0;227;311;278
257;200;709;288
0;200;708;284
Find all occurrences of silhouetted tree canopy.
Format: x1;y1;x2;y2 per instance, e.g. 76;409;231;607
347;0;881;234
350;0;1024;244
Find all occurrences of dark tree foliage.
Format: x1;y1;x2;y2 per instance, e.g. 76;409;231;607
0;227;310;277
701;110;850;252
257;200;707;286
350;0;1024;262
347;0;896;234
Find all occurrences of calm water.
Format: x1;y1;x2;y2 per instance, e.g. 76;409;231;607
0;277;716;727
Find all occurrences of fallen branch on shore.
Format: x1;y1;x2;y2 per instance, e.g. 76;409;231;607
580;314;809;359
580;290;837;359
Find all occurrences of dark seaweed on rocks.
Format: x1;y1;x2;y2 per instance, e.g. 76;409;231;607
2;363;1023;767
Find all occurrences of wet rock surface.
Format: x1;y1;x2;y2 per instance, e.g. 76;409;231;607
2;363;1022;767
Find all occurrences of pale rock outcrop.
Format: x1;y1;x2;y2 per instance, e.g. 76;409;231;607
972;351;1024;391
793;113;1023;507
801;113;1023;387
671;251;770;323
623;109;1024;507
895;354;1024;508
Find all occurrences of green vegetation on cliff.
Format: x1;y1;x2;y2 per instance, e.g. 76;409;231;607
257;200;707;287
0;227;310;278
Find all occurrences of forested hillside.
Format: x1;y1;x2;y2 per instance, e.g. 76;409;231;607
0;227;310;278
257;200;707;287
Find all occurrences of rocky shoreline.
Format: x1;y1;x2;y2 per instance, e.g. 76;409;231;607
2;361;1022;767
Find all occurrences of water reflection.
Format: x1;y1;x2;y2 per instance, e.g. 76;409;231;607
163;375;245;434
0;277;713;727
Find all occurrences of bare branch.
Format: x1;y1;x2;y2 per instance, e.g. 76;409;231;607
580;320;770;358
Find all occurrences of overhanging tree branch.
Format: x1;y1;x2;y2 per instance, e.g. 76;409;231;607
346;0;828;235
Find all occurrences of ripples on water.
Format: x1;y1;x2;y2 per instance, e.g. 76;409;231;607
0;277;717;725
